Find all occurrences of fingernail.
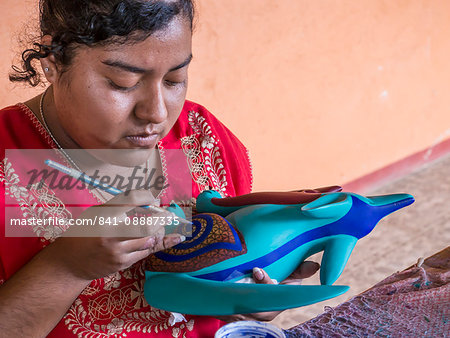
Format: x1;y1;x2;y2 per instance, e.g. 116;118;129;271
253;267;264;281
176;235;186;244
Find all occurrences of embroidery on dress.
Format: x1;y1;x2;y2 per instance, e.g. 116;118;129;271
0;158;5;183
2;158;193;336
180;111;229;196
19;103;56;149
3;109;197;337
65;287;189;337
64;261;193;337
180;135;209;191
2;157;72;241
103;272;122;291
156;141;169;199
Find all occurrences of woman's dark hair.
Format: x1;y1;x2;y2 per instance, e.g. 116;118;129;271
10;0;195;86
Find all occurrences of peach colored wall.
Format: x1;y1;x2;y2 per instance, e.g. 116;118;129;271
0;0;41;104
1;1;450;191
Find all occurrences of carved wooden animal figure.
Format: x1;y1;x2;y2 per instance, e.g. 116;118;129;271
144;188;414;315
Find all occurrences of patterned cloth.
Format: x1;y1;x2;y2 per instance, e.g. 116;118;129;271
285;247;450;337
0;100;252;337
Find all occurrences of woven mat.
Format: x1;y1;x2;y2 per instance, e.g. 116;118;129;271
285;246;450;337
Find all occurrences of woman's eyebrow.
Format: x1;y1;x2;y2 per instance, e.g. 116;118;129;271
169;54;193;72
101;54;193;74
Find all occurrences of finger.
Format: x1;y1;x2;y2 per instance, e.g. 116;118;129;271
151;234;186;252
114;224;165;242
287;261;320;280
117;236;154;252
246;310;281;322
120;234;186;254
72;190;162;236
123;248;155;267
215;314;247;323
216;311;281;323
92;189;159;217
252;267;275;284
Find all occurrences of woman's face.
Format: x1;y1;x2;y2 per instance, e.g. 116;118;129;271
48;17;192;157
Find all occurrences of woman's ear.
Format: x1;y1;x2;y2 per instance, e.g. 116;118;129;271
40;35;59;84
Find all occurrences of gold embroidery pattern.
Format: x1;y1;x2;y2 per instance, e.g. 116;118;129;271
2;158;71;241
102;272;122;291
181;135;209;191
64;262;194;337
180;111;229;196
66;297;192;338
157;141;169;199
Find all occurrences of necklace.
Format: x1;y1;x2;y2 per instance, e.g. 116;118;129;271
39;87;82;172
39;88;111;202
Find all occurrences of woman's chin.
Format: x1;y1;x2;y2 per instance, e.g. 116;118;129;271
85;148;154;167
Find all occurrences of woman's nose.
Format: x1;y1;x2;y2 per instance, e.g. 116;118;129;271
134;84;168;124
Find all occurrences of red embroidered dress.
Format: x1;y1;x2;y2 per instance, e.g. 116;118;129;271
0;100;252;337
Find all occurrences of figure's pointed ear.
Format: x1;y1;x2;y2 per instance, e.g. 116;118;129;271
166;202;186;219
301;193;352;219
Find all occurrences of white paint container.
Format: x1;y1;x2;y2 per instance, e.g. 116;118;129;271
215;321;286;338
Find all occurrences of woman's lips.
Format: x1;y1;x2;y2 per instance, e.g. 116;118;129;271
125;134;159;147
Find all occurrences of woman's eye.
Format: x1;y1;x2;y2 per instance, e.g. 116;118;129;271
108;79;138;92
165;79;185;87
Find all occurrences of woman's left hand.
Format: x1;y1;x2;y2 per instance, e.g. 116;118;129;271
215;261;320;322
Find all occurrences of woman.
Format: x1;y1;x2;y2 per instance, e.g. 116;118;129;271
0;0;319;336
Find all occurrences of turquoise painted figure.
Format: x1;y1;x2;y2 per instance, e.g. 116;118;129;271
144;189;414;315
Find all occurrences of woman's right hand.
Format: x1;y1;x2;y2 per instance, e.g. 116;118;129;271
48;189;185;281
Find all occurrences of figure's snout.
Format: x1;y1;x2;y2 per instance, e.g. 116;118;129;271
368;193;415;220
